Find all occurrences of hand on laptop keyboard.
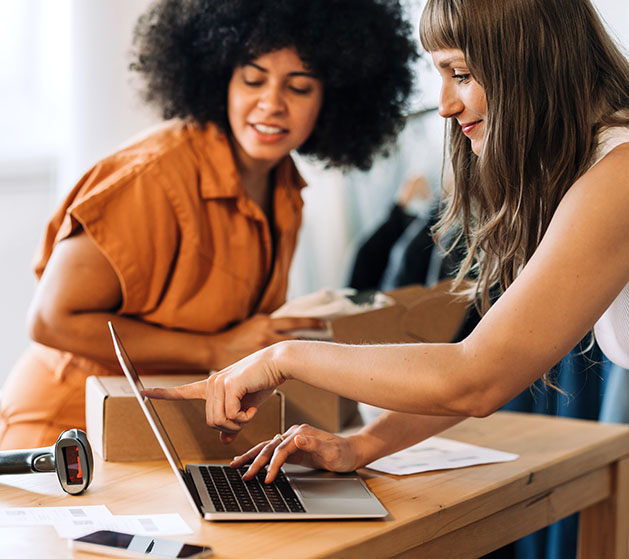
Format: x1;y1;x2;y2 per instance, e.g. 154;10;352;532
230;423;361;483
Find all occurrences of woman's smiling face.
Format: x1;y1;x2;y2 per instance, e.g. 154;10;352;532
227;47;324;169
431;48;487;156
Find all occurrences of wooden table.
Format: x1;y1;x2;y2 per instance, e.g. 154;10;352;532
1;411;628;559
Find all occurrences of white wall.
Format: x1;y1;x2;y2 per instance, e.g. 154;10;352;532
0;161;56;380
596;0;629;49
59;0;158;199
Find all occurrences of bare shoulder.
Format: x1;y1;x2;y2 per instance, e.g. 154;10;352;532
576;140;629;195
537;140;629;317
555;141;629;240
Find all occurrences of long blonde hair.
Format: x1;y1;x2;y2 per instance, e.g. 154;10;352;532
420;0;629;312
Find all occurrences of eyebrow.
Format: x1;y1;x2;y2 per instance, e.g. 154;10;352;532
435;56;467;69
245;61;317;78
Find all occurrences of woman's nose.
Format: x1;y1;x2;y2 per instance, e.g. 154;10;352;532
258;85;286;113
438;84;463;119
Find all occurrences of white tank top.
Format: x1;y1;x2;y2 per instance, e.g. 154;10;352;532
591;125;629;368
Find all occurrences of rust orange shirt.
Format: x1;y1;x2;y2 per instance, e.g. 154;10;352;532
36;120;306;332
0;120;306;448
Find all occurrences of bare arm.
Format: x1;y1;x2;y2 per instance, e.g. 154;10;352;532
147;143;629;426
28;232;325;370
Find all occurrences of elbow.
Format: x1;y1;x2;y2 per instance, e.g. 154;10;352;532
442;379;507;419
463;396;503;418
27;307;49;345
27;303;63;348
440;338;514;418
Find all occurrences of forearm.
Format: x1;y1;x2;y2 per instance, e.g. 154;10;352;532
276;339;515;418
29;310;219;371
347;412;465;467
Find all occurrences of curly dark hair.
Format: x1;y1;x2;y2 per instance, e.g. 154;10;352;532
130;0;418;170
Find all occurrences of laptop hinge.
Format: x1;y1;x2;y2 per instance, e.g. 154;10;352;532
181;467;204;513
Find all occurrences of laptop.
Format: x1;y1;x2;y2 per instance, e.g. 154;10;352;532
108;321;389;521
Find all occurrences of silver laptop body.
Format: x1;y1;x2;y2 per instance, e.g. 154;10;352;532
108;322;389;521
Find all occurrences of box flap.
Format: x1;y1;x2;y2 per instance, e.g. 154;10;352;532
402;289;469;343
331;305;412;344
384;284;427;307
331;279;468;345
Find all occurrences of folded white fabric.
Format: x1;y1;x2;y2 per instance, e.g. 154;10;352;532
271;288;395;340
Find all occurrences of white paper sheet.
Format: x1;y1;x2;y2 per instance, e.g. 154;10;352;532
54;512;193;539
0;505;192;539
366;436;519;475
0;505;112;526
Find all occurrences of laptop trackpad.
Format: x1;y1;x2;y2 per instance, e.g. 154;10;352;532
292;478;372;499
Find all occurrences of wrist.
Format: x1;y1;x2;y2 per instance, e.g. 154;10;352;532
344;433;373;470
269;339;300;382
348;424;400;469
203;334;224;371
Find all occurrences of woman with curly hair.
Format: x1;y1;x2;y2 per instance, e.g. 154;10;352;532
0;0;417;449
146;0;629;485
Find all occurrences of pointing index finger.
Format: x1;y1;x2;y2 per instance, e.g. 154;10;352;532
142;379;208;400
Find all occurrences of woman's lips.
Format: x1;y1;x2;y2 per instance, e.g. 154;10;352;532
249;122;288;143
252;123;287;134
461;120;482;136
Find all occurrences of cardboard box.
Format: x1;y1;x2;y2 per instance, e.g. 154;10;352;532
279;381;358;433
86;375;284;462
279;280;468;432
331;280;469;345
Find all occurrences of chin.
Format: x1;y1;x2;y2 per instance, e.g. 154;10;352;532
470;141;483;156
249;151;288;164
241;141;287;160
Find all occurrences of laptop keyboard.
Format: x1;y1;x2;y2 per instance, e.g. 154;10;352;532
200;465;305;513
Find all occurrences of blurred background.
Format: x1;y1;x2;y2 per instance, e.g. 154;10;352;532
0;0;627;387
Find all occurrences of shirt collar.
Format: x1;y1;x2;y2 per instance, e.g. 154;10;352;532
195;123;307;200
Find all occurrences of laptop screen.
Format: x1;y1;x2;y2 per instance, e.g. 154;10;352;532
108;321;186;473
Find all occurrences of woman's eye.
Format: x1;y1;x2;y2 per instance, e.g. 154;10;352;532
453;73;471;84
289;85;312;95
244;79;263;87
